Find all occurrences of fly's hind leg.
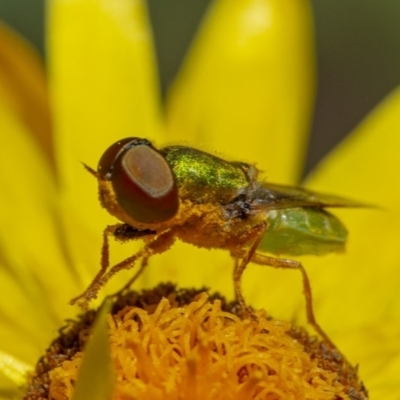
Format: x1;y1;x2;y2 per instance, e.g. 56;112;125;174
233;247;336;349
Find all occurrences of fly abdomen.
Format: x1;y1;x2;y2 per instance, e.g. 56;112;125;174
259;208;348;256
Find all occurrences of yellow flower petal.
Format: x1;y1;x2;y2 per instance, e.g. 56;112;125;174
0;350;31;387
0;95;78;362
0;22;53;166
304;88;400;397
304;87;400;327
47;0;164;238
334;319;400;400
166;0;315;183
0;22;76;368
0;258;60;364
0;377;20;400
72;302;114;400
243;88;400;335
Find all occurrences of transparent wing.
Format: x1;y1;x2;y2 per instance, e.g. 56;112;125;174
248;182;367;210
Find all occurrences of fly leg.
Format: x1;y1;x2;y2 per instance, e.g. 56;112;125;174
104;224;155;296
120;255;149;293
70;223;122;308
232;222;267;319
70;225;173;309
104;255;149;301
95;229;175;298
234;247;336;349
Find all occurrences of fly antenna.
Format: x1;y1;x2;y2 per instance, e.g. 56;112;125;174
81;162;99;178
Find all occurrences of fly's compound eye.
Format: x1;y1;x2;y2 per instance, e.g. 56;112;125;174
98;138;179;224
98;137;150;179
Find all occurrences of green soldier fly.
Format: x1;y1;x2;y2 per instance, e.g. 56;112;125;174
71;137;360;348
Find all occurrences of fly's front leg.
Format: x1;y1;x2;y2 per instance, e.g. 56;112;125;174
104;255;149;302
96;229;175;293
70;223;122;308
119;255;149;293
70;224;158;309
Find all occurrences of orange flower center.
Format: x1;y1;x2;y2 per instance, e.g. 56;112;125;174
25;284;367;400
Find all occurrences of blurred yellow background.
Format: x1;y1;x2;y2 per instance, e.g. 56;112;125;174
1;0;399;176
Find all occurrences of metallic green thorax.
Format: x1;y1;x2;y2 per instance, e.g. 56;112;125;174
161;146;250;204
